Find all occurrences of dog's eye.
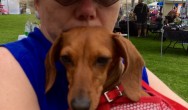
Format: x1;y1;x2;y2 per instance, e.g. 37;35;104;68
96;57;110;66
60;55;73;65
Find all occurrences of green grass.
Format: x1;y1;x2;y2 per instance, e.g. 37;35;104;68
0;15;188;102
130;36;188;102
0;14;37;43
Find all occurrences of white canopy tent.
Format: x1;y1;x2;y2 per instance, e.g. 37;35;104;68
148;1;158;6
1;0;20;14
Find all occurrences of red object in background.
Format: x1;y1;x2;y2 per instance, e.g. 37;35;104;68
0;3;8;14
0;3;4;7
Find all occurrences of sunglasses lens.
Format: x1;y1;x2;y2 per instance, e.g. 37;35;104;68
96;0;119;7
55;0;119;7
55;0;77;6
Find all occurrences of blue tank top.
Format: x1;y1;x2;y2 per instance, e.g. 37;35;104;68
1;28;149;110
2;28;68;110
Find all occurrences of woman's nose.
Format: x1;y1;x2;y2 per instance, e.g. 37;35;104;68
75;0;96;21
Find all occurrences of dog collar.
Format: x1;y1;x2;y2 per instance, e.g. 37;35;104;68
99;84;124;103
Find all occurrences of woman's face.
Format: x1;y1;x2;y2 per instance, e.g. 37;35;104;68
35;0;120;42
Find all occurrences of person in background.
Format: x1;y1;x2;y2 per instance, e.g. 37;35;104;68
174;15;182;24
129;9;136;21
180;3;186;19
155;12;163;30
165;7;177;24
0;0;187;109
150;8;158;24
133;0;149;37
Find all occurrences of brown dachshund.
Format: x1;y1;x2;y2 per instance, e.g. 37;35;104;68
45;27;149;110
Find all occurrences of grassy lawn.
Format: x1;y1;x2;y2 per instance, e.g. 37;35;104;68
0;15;188;102
130;36;188;102
0;14;37;43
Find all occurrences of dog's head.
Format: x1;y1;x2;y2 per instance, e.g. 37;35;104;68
45;27;145;110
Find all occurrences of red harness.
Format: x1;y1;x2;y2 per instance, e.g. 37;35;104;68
100;84;124;104
97;81;188;110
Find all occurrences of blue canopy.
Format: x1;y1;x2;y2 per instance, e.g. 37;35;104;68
157;2;163;6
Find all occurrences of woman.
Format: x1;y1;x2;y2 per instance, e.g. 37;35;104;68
0;0;187;109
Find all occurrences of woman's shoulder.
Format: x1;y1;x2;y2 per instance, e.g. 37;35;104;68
0;34;49;109
0;28;51;105
1;28;51;76
0;47;40;110
1;35;46;76
0;37;46;86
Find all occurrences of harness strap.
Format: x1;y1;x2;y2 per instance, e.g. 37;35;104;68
99;84;124;104
142;81;188;110
98;81;188;110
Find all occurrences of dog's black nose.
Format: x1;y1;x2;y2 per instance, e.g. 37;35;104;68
71;97;90;110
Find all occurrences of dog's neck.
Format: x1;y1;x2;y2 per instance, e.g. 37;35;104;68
102;58;124;92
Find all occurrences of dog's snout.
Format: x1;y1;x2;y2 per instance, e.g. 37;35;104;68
71;97;90;110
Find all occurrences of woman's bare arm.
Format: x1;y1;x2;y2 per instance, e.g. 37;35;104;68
147;68;188;108
0;47;40;110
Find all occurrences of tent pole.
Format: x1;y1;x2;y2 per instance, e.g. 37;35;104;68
7;0;9;14
126;0;130;39
160;0;165;57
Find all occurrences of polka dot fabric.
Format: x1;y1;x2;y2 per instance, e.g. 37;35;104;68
111;101;171;110
97;95;174;110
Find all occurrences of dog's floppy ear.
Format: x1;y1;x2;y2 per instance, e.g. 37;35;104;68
113;34;145;101
45;35;63;92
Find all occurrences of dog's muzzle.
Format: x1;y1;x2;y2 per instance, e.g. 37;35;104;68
71;97;91;110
